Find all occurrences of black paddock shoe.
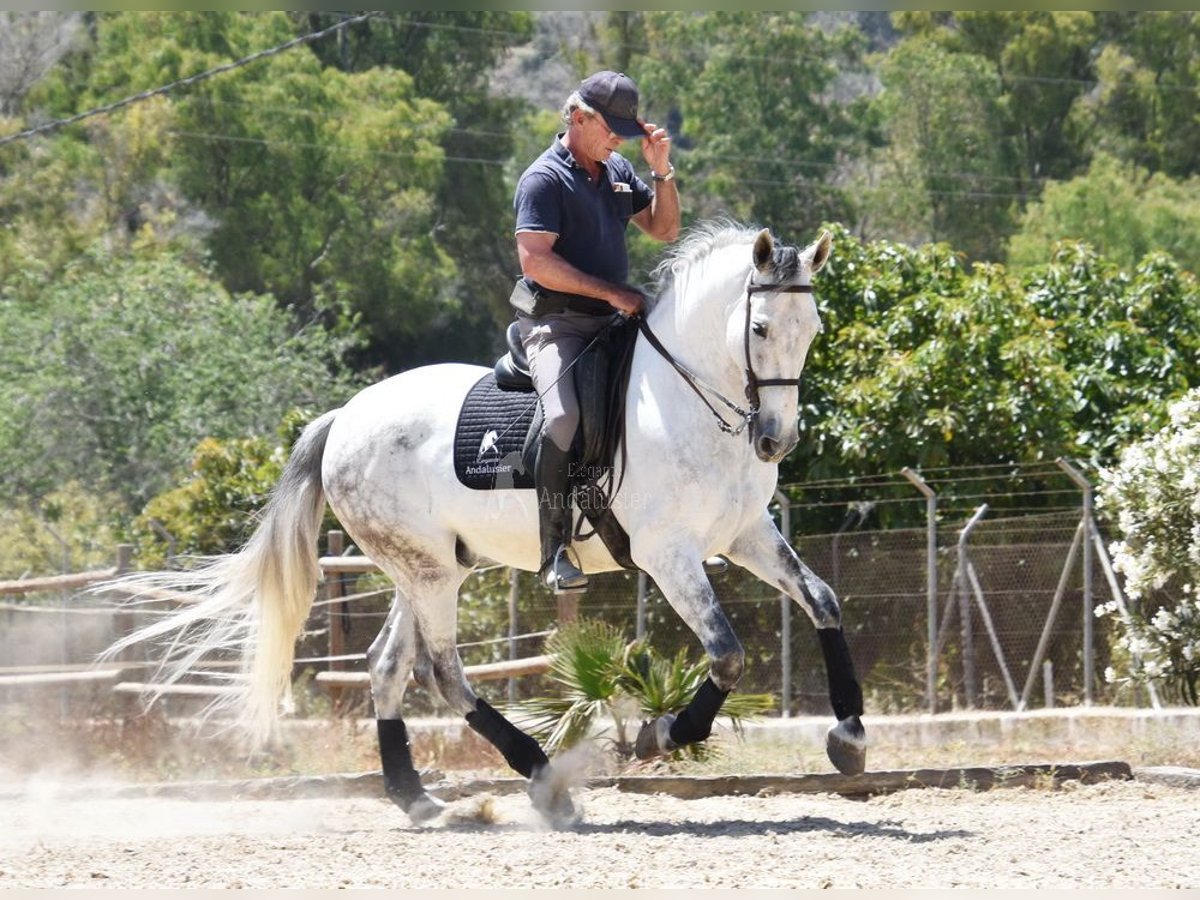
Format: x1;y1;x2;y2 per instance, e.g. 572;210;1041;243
825;714;867;776
534;438;589;595
544;545;588;594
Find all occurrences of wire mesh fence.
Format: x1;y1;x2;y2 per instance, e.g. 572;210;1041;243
289;502;1128;718
0;472;1160;721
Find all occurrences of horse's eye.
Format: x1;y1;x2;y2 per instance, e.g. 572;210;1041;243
752;320;769;338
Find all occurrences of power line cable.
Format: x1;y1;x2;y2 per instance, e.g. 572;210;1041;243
166;130;506;167
159;128;1051;203
374;10;1200;98
0;17;1172;204
0;11;381;148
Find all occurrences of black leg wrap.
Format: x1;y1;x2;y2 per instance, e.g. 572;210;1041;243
466;697;549;779
377;718;427;806
818;627;864;720
668;677;729;746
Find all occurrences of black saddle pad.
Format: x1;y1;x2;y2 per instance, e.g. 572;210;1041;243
453;373;538;490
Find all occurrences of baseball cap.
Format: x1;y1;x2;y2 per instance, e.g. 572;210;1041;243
578;70;646;140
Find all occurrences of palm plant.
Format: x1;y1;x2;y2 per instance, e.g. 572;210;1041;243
509;619;775;761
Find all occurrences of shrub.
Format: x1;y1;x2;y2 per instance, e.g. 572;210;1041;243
1098;388;1200;705
508;619;774;761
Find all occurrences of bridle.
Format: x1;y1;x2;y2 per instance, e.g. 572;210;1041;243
636;276;814;439
743;279;813;411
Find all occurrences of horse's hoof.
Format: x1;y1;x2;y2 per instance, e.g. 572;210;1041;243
406;792;447;825
634;713;678;760
387;789;446;825
528;765;579;829
826;715;867;776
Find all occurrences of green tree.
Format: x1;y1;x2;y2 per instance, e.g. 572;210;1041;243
1078;12;1200;179
0;483;124;579
0;250;364;510
635;12;870;240
1008;152;1200;276
129;411;328;568
302;12;537;367
784;224;1199;518
989;12;1095;185
893;11;1095;188
50;12;467;373
862;35;1012;259
1020;241;1200;458
795;224;1073;490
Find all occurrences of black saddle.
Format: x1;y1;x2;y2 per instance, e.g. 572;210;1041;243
456;315;641;568
491;316;638;471
493;321;533;391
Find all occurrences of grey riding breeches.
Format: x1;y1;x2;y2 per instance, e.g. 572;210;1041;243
517;310;614;453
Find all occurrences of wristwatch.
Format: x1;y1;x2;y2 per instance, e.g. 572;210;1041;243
651;163;676;182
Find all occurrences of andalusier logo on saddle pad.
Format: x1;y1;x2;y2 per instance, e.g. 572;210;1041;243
453;375;537;490
477;429;501;461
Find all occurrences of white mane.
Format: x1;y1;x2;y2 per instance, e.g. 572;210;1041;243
648;219;761;307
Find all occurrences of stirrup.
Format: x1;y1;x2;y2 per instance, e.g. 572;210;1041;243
544;546;588;595
702;556;729;576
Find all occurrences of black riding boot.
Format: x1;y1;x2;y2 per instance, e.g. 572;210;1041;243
535;438;588;594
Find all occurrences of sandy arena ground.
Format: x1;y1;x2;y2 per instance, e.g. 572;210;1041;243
1;776;1197;889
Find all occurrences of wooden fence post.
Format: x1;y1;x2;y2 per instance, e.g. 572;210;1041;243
324;530;348;715
113;544;135;662
555;593;578;624
325;530;346;669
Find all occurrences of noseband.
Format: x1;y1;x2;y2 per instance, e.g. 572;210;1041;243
637;278;814;439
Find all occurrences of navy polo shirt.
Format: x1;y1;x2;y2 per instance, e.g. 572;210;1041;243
514;135;653;288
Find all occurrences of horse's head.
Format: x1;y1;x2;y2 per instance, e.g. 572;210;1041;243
727;228;831;463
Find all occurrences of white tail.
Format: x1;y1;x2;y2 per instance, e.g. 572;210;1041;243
99;409;339;743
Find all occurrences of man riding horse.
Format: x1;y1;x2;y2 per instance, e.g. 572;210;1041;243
510;70;680;594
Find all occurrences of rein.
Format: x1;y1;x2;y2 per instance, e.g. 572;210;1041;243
636;279;814;439
635;317;755;436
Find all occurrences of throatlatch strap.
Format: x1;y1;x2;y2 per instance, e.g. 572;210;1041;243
817;627;864;720
668;676;730;746
466;697;549;779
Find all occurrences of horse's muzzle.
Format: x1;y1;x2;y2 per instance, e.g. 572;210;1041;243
753;417;798;463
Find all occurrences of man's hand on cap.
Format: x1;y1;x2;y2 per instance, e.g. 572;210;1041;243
639;120;672;177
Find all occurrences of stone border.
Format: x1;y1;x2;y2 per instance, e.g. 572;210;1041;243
0;760;1138;803
1132;766;1200;789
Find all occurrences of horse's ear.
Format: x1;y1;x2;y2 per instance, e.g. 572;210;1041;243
806;229;832;274
753;228;774;272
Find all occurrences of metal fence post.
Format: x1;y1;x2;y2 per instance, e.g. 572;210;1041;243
774;489;792;718
1020;519;1085;710
902;467;938;714
1092;530;1161;710
957;504;988;709
1057;458;1094;706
